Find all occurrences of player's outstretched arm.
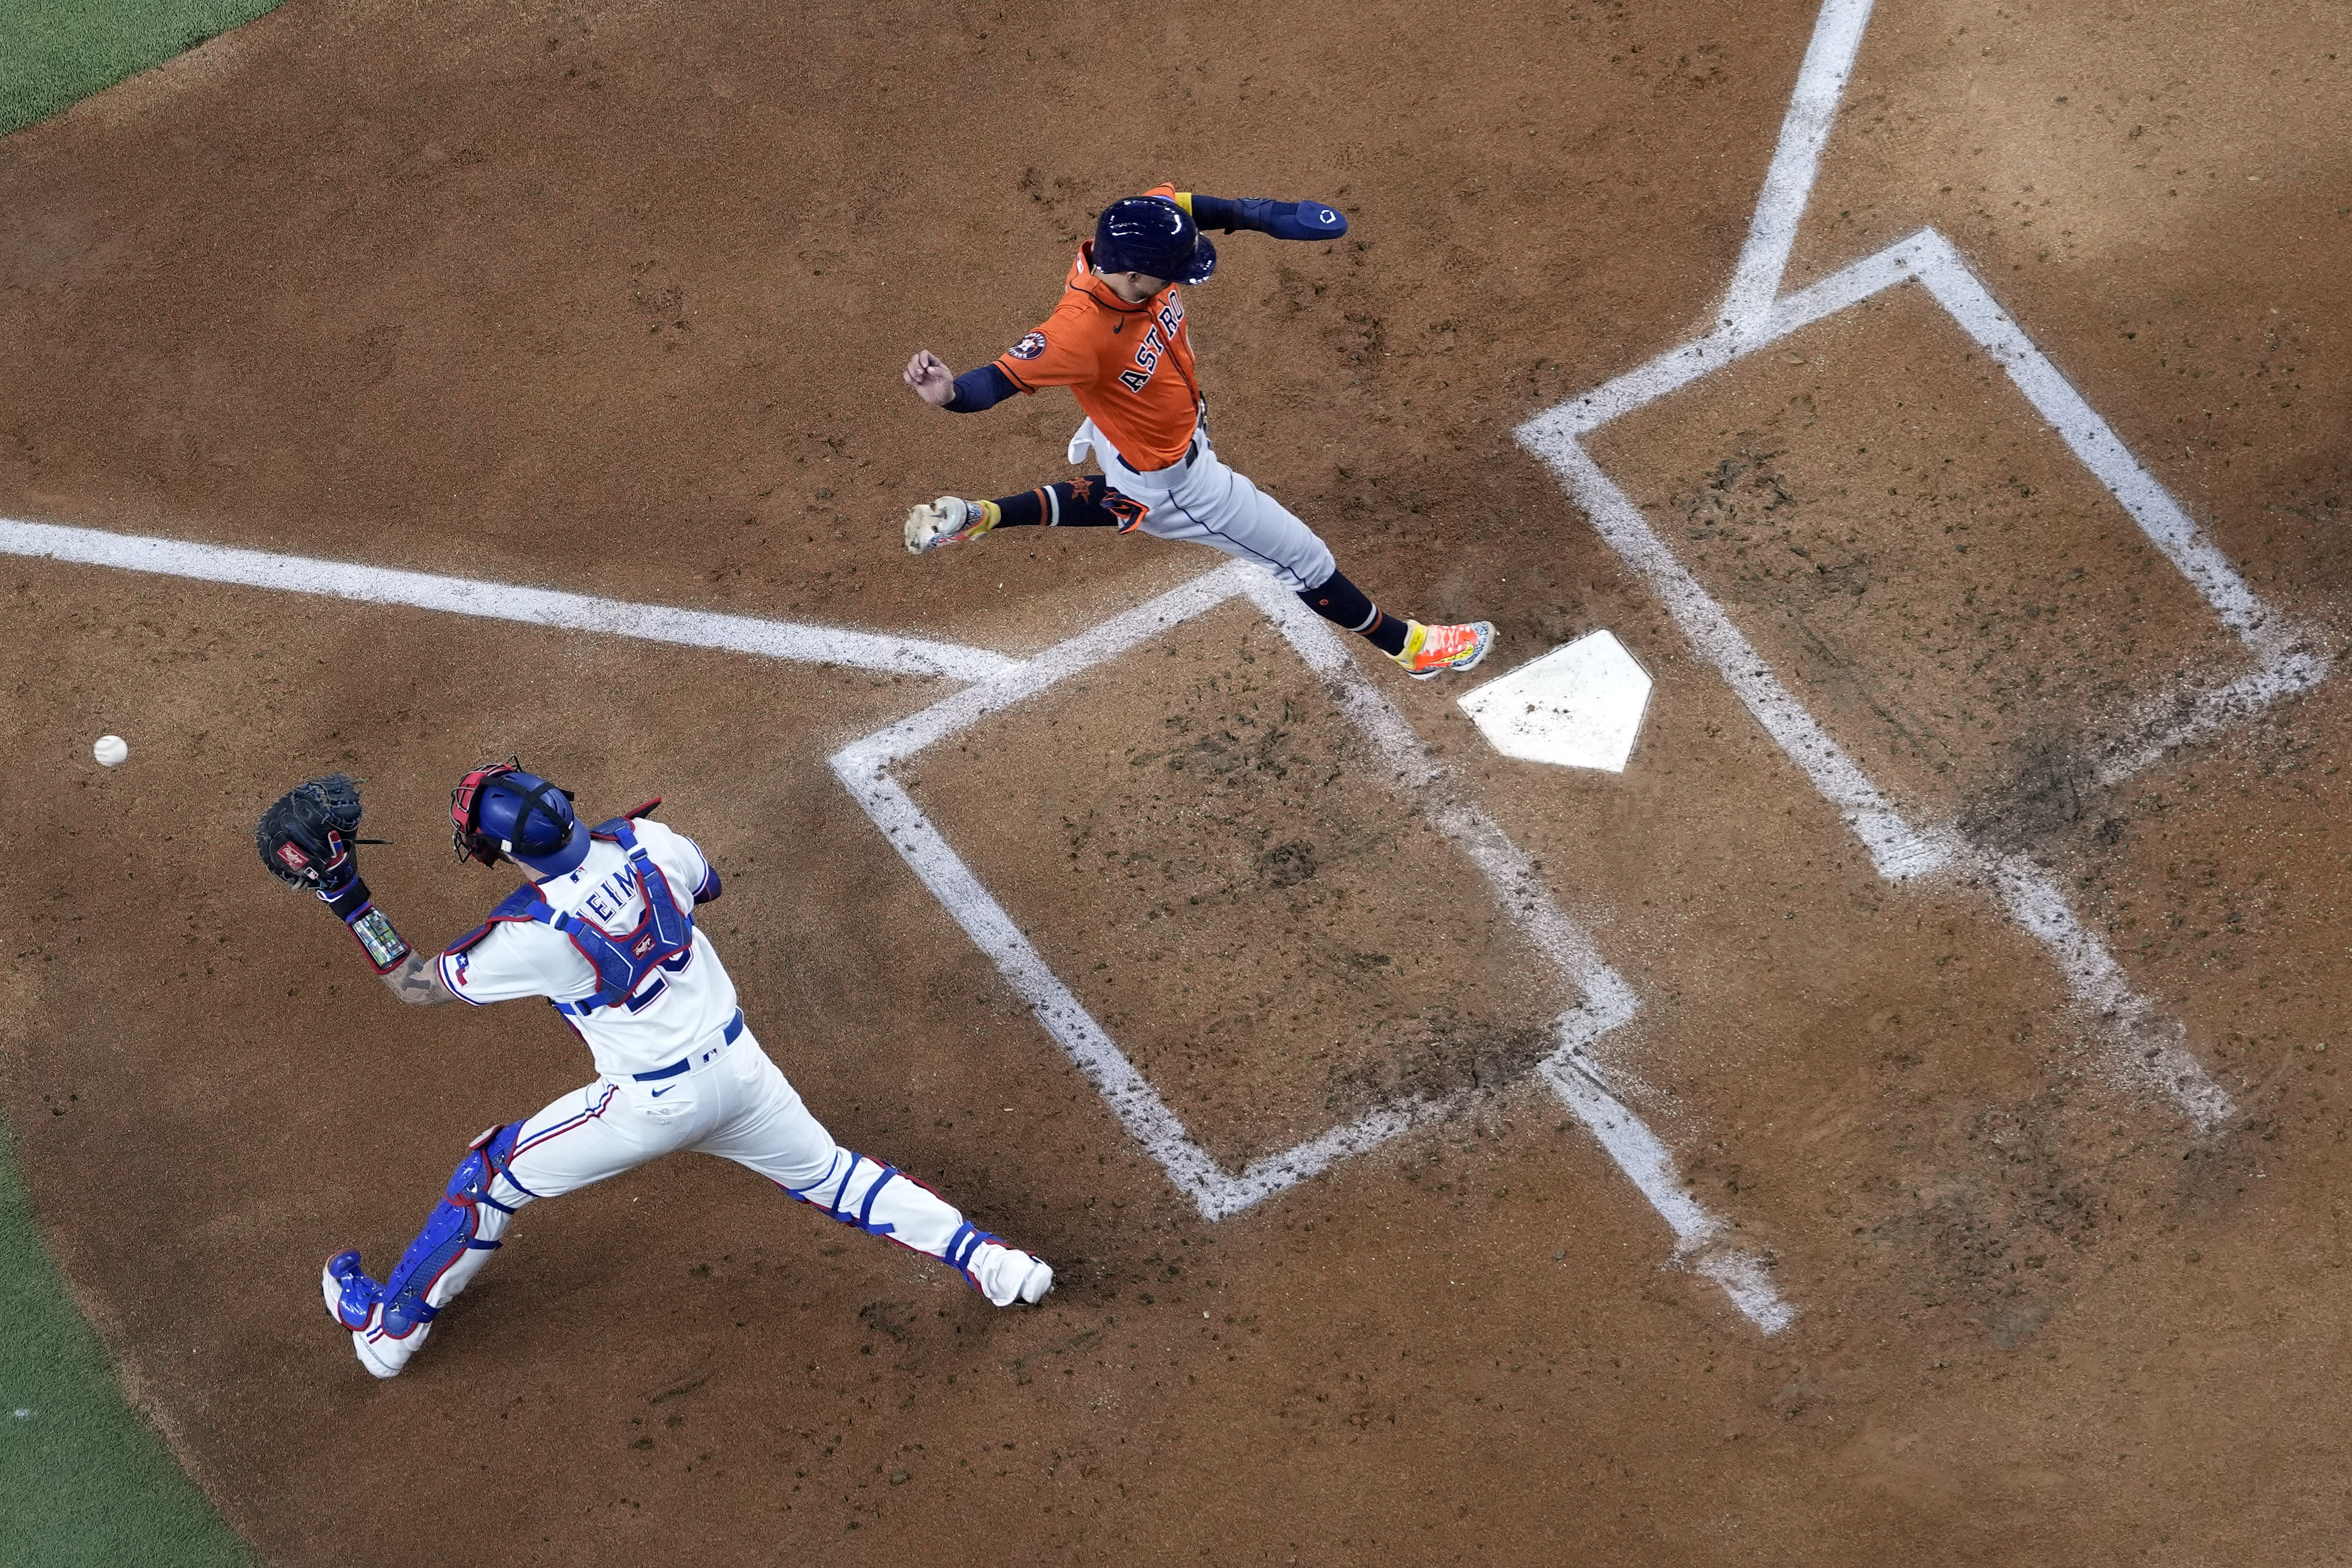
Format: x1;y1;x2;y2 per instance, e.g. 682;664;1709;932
256;773;457;1007
378;949;459;1006
905;349;1019;415
1178;192;1349;241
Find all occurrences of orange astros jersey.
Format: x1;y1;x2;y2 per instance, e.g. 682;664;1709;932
992;185;1204;471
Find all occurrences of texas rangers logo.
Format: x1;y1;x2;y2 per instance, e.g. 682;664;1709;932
1009;330;1047;360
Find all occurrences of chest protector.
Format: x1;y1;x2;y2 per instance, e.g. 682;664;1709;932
448;817;694;1016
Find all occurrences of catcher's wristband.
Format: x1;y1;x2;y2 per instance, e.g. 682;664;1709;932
319;877;370;921
319;878;412;975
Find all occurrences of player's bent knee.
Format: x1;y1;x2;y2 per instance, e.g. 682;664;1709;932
770;1150;839;1193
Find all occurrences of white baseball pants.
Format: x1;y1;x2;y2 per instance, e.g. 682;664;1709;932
428;1021;975;1313
1078;417;1337;593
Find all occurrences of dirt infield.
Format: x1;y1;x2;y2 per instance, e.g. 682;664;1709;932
3;0;2351;1562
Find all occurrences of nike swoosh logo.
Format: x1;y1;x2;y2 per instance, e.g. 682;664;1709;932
649;1087;674;1098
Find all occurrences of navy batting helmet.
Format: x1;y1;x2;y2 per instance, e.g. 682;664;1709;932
1093;196;1216;287
450;758;588;875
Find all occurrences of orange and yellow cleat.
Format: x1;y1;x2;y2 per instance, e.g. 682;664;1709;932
1393;620;1496;680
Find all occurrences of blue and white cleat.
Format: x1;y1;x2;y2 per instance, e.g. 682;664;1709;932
948;1227;1053;1306
966;1236;1053;1306
322;1250;416;1379
323;1249;380;1330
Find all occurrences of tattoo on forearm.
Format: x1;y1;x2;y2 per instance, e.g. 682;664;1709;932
379;951;457;1006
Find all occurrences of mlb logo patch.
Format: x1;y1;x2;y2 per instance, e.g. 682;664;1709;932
1009;331;1047;361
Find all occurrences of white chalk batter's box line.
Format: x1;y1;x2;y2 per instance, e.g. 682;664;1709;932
1517;230;2331;1130
829;559;1796;1334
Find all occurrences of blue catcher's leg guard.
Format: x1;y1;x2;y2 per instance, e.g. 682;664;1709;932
321;1124;539;1379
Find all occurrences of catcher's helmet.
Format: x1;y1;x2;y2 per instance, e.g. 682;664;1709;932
1093;196;1216;287
450;758;588;876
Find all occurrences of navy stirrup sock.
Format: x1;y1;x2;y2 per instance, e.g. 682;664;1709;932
990;476;1121;529
1299;570;1407;656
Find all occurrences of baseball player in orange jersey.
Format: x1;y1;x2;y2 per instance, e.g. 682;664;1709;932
901;185;1495;679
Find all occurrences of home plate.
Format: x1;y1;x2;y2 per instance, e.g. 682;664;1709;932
1457;629;1653;772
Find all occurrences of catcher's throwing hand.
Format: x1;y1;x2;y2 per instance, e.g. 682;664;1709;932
905;496;997;555
904;350;957;407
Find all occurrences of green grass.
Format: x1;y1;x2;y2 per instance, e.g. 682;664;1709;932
0;1123;255;1567
1;0;287;138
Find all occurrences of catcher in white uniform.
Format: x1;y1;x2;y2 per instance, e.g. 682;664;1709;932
256;764;1051;1381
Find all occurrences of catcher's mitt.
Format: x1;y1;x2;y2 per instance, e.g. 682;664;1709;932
905;495;995;555
256;773;368;895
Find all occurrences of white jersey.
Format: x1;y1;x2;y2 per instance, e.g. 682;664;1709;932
437;818;739;1080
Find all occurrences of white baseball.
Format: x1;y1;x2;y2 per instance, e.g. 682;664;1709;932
93;734;128;768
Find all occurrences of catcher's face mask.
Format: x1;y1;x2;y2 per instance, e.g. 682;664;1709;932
450;758;579;869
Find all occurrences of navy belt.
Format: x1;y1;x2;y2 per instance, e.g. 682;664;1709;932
631;1008;744;1082
1118;437;1198;475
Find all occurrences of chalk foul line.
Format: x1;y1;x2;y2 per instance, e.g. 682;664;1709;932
1719;0;1881;335
0;517;1017;683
